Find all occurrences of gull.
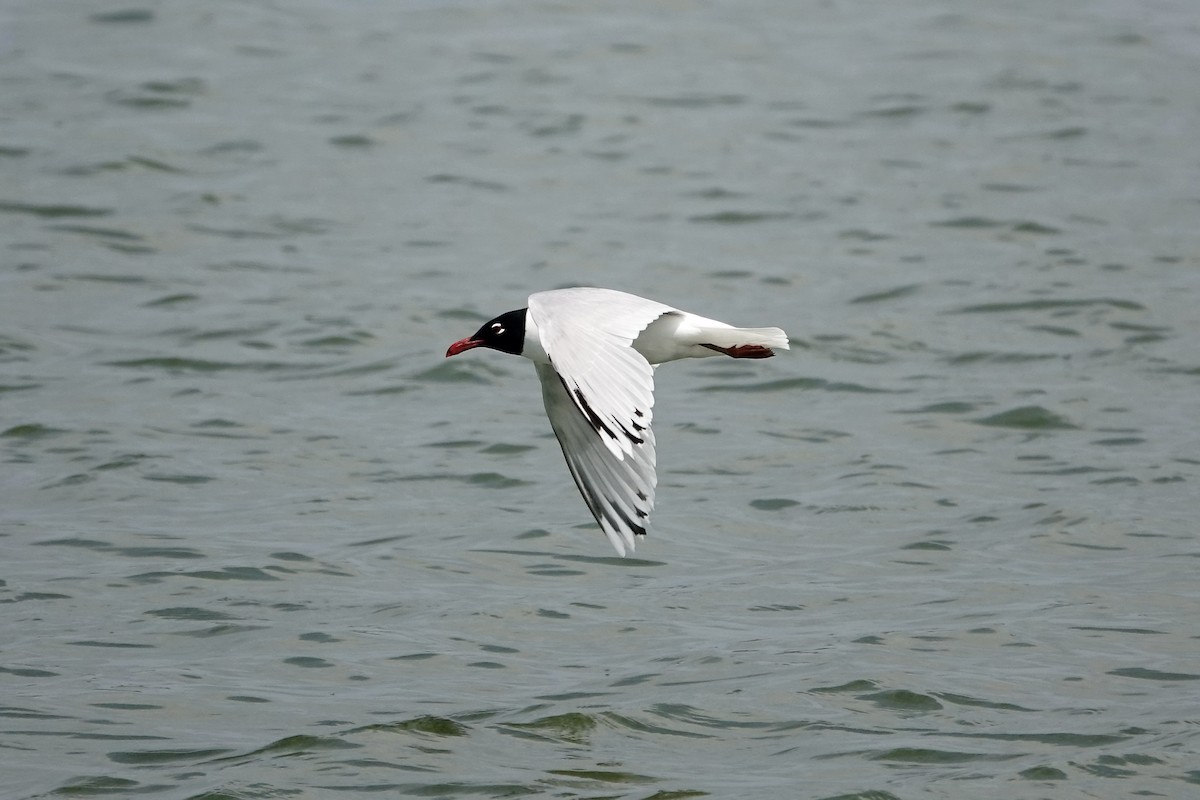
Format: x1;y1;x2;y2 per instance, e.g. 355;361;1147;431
445;287;788;556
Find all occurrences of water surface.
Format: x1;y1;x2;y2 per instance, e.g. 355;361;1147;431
3;1;1199;798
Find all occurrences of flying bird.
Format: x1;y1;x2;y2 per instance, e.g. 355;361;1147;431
445;287;789;556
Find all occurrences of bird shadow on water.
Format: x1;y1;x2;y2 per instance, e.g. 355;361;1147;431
470;548;666;568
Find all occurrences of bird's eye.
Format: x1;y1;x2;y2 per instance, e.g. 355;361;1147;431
491;323;504;334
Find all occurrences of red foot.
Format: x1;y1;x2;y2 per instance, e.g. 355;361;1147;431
702;343;775;359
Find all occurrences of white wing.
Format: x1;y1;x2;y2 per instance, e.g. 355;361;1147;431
529;288;671;556
536;363;656;556
528;288;672;460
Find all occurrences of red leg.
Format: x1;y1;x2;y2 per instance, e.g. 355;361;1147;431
701;343;775;359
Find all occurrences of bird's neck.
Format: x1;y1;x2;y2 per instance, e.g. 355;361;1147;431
521;311;551;364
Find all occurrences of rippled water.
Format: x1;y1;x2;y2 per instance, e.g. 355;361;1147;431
4;1;1199;798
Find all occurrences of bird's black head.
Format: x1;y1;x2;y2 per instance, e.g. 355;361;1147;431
445;308;527;358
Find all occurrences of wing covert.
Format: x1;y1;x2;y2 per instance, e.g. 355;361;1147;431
528;288;669;459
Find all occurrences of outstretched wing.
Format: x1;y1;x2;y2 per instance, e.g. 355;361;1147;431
536;363;656;556
528;288;676;555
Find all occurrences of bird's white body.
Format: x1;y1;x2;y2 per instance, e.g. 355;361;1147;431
523;288;787;368
448;286;789;557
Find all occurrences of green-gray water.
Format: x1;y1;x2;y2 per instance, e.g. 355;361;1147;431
3;2;1198;798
